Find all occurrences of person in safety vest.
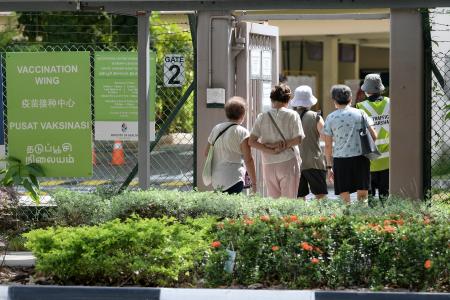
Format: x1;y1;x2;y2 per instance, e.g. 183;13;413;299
356;74;390;202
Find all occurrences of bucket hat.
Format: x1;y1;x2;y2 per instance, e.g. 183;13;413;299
361;73;385;94
290;85;317;108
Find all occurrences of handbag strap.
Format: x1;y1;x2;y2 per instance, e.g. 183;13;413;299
213;123;237;145
360;112;368;131
267;112;287;142
300;109;308;121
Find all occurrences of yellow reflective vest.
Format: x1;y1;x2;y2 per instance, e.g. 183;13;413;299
356;97;390;172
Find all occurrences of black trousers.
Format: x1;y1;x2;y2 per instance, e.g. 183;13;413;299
370;169;389;199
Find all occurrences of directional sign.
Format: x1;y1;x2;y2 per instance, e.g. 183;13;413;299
164;54;185;87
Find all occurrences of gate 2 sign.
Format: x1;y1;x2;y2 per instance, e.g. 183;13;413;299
6;52;92;177
164;54;185;87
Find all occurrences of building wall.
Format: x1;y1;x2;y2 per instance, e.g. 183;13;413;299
360;46;390;70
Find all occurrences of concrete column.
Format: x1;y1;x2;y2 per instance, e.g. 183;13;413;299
322;37;338;117
390;9;424;199
196;11;234;191
137;11;151;190
354;43;360;79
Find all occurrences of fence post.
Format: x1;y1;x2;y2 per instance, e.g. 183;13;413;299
137;11;151;190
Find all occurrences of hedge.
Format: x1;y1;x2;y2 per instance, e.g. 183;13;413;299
49;189;448;226
206;214;449;291
25;214;449;291
25;216;215;286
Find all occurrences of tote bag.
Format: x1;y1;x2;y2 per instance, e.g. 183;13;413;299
202;124;237;186
359;113;381;160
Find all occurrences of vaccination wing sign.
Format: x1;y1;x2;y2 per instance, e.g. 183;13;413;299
94;51;156;141
6;52;92;177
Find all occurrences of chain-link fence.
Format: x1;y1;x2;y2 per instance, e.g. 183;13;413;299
0;13;196;195
428;9;450;202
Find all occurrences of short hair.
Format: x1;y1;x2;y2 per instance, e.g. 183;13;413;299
270;84;292;103
331;85;352;105
225;96;246;121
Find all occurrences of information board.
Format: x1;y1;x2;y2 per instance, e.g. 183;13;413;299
94;51;156;141
6;52;92;177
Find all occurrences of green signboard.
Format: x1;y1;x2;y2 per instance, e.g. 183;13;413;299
6;52;92;177
94;51;156;141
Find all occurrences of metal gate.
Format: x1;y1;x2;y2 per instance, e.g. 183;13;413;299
425;9;450;202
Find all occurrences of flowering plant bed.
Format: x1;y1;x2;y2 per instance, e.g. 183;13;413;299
23;208;449;291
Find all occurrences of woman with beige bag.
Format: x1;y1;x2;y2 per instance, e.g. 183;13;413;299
249;85;305;199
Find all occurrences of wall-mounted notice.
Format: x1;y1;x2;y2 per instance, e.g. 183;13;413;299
6;52;92;177
261;50;272;79
250;49;262;79
262;82;272;112
164;54;185;87
94;51;156;141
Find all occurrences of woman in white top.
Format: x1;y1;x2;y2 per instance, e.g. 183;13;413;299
205;97;257;194
249;85;305;199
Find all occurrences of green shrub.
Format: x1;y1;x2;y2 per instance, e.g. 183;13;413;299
205;215;449;291
50;189;448;227
25;216;215;286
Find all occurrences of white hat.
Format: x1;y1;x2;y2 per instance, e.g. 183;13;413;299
290;85;317;108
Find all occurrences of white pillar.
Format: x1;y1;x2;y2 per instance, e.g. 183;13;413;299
322;37;338;117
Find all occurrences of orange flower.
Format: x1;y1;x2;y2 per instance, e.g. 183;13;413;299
211;241;221;248
423;217;431;225
290;215;298;222
314;247;323;254
216;222;224;229
244;219;254;225
228;219;236;225
271;245;280;252
300;241;313;251
424;259;432;269
384;220;392;226
319;216;327;222
260;215;270;222
331;214;336;219
395;219;404;226
383;225;396;233
311;257;320;264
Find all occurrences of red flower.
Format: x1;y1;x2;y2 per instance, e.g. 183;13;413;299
383;225;396;233
290;215;298;222
424;259;432;269
311;257;320;264
211;241;221;248
271;245;280;252
260;215;270;222
300;242;313;251
244;219;254;225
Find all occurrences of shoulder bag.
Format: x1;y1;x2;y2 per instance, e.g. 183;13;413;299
202;124;237;186
359;112;381;160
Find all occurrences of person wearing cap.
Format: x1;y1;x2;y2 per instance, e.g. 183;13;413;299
290;85;328;200
323;85;377;204
356;74;390;203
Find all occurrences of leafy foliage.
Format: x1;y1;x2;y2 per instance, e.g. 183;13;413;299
25;216;215;286
0;156;44;203
206;214;449;291
50;189;449;227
